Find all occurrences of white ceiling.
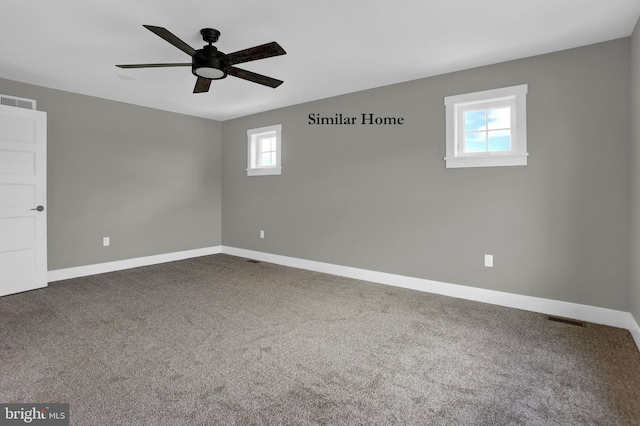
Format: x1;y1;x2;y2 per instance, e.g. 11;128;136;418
1;0;639;121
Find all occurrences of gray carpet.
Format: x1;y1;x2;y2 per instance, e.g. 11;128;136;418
1;254;639;425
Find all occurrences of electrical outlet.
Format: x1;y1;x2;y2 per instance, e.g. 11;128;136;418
260;230;265;239
484;254;493;267
103;237;110;247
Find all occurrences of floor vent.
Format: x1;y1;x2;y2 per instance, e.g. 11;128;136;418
547;316;586;327
0;94;36;110
244;259;261;264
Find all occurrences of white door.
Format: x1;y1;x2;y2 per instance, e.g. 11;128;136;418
0;104;47;297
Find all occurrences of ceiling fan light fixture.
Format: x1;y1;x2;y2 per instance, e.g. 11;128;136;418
192;55;226;80
194;66;225;79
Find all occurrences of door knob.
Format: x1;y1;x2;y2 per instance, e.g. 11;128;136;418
31;206;44;212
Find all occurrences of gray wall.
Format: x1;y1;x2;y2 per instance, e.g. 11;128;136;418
222;39;631;312
1;38;633;315
632;18;640;324
0;78;223;270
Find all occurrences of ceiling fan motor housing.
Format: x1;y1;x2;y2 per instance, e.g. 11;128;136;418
192;45;227;80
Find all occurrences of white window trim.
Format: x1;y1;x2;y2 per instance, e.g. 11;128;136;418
444;84;528;168
247;124;282;176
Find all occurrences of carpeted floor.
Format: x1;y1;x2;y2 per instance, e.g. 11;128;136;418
1;254;639;425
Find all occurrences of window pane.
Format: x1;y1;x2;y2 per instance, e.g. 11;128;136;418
260;153;273;166
258;134;276;154
488;130;511;152
464;110;486;132
261;137;274;152
258;138;268;154
487;107;510;130
464;132;486;153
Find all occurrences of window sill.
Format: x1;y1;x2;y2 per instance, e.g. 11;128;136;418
444;153;528;169
247;167;282;176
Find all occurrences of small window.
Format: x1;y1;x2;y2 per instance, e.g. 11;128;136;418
444;84;528;168
247;124;281;176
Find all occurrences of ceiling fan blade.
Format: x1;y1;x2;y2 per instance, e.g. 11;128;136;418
225;42;286;66
143;25;197;57
193;77;212;93
227;66;283;88
116;63;191;69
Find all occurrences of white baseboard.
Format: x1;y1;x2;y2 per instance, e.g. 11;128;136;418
630;314;640;351
223;246;639;351
45;245;639;352
47;246;222;282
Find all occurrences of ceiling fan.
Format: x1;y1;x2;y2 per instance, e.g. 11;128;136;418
116;25;286;93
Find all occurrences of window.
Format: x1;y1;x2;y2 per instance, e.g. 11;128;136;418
247;124;281;176
444;84;528;168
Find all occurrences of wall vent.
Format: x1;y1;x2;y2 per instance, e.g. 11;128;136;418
547;316;586;327
0;94;36;110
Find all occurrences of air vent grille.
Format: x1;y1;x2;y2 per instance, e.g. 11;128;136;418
547;316;586;327
0;94;36;110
